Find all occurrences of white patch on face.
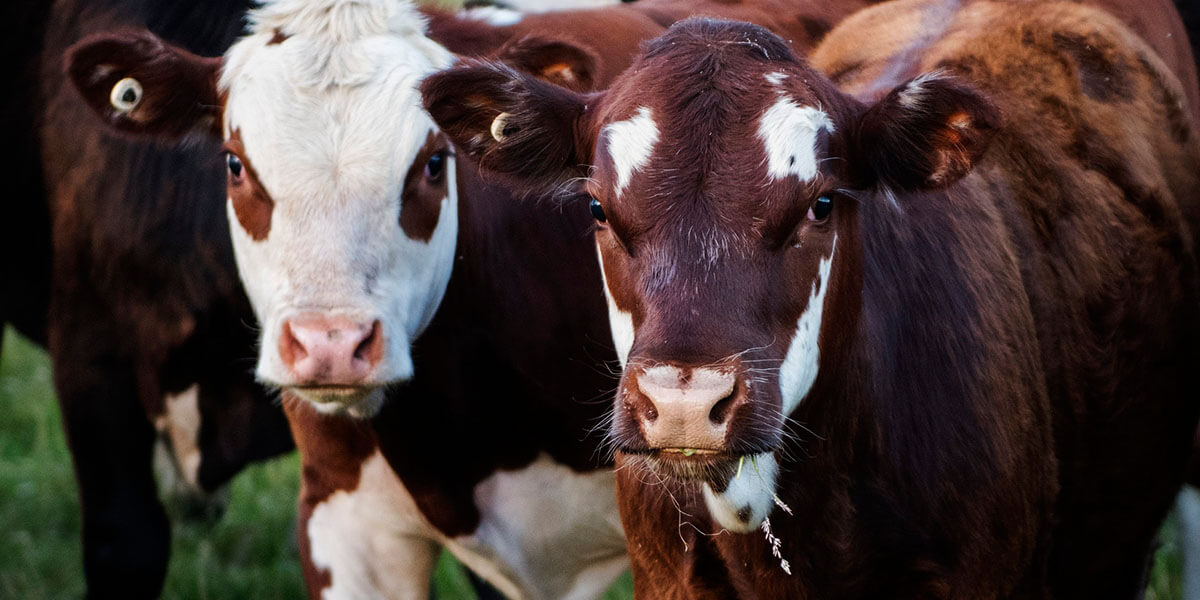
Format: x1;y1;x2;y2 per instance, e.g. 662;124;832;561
220;0;459;410
307;452;442;600
443;454;627;600
703;452;779;532
764;71;788;86
758;96;834;181
779;235;837;415
463;6;523;26
596;243;634;367
604;106;659;198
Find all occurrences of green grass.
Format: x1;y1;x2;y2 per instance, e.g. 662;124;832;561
0;327;630;599
0;326;1184;598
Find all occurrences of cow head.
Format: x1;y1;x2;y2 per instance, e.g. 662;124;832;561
67;1;461;417
424;18;998;530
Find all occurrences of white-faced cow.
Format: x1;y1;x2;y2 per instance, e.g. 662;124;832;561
9;0;642;596
423;0;1200;597
65;0;880;597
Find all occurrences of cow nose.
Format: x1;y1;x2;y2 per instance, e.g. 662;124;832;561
278;316;383;385
632;366;739;451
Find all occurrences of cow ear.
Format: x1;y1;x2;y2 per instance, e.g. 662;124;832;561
497;36;599;92
421;60;591;194
65;29;223;141
854;73;1000;190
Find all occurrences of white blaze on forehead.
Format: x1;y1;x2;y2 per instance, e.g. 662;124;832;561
703;452;779;532
597;243;634;366
780;236;837;415
758;96;834;181
604;106;659;198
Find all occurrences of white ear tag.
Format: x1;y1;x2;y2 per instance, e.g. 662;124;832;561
109;77;143;113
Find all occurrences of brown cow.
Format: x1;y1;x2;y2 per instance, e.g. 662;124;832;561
423;0;1200;597
66;0;880;597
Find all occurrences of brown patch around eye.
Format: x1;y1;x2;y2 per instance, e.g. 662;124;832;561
226;129;274;241
400;131;448;242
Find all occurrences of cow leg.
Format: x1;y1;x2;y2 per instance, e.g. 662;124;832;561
51;344;170;599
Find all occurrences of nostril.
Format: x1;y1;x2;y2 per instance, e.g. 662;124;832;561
353;320;384;365
709;384;738;425
279;321;308;366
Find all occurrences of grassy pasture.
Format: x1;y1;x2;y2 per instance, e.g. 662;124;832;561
0;327;636;599
0;327;1186;598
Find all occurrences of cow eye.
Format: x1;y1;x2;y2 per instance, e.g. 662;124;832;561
589;197;607;223
227;154;244;179
425;151;446;183
808;195;833;222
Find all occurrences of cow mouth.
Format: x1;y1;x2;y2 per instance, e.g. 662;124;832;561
290;385;386;418
631;448;743;485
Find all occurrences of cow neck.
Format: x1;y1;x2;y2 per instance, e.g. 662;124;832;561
367;159;618;536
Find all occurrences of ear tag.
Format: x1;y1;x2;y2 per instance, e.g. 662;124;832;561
109;77;143;113
490;112;512;142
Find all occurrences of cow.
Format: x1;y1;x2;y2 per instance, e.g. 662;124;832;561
7;1;299;596
4;0;623;597
63;0;880;597
422;0;1200;596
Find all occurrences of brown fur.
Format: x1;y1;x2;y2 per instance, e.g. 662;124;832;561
399;132;450;242
423;1;1200;596
224;129;274;241
26;1;295;596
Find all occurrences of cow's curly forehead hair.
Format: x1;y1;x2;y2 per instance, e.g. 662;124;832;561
642;17;797;65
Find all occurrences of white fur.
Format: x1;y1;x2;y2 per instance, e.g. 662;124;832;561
444;455;628;600
703;452;779;532
155;384;202;487
503;0;620;11
604;106;659;198
463;6;523;26
764;71;788;86
308;452;625;600
758;96;833;181
597;243;634;366
307;452;442;600
780;236;837;415
220;0;458;414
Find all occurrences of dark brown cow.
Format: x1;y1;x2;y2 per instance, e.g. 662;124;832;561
65;0;881;597
0;1;298;597
423;0;1200;597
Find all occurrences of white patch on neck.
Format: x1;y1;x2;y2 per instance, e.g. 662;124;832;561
444;454;627;600
596;243;634;366
307;452;442;600
764;71;788;86
758;96;833;181
604;106;659;199
779;236;837;415
703;452;779;532
463;6;524;26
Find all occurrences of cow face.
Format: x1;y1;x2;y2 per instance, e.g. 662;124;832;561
424;18;997;530
67;2;458;417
